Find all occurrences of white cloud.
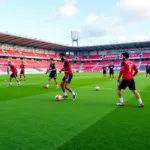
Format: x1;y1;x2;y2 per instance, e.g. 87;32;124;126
49;0;78;20
80;0;150;39
59;0;78;17
80;14;125;38
116;0;150;22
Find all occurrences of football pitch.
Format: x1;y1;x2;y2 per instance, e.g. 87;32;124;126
0;72;150;150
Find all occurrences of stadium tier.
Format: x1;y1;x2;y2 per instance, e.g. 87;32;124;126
0;33;150;74
142;52;150;58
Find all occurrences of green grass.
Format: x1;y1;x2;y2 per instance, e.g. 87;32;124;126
0;72;150;150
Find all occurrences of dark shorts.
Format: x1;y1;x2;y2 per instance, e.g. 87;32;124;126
49;73;57;79
103;71;106;74
10;73;17;78
109;71;114;75
118;79;136;91
20;70;24;75
62;74;73;84
146;70;150;74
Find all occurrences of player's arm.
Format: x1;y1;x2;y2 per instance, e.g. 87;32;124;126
60;61;69;73
45;68;50;74
118;62;125;82
50;65;56;71
132;65;138;77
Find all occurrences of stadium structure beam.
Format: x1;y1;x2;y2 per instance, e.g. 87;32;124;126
0;35;9;40
0;37;16;42
9;37;29;45
19;40;37;46
7;37;25;43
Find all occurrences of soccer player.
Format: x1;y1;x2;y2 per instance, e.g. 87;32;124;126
108;62;114;80
43;58;59;89
102;65;107;77
3;61;21;86
146;63;150;78
20;61;26;81
59;53;77;101
116;52;144;107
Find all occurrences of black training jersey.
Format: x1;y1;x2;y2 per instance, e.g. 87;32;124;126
108;65;114;72
49;63;56;74
103;66;107;71
146;65;150;71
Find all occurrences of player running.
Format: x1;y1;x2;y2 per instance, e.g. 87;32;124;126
20;61;26;81
2;61;21;86
43;58;59;89
59;53;77;101
108;62;114;80
116;52;144;107
102;65;107;77
146;63;150;78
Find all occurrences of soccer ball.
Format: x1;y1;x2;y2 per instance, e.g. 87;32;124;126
55;94;62;101
95;86;100;91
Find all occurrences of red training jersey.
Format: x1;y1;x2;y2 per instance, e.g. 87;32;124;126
61;59;72;76
119;60;138;79
10;64;18;74
20;64;25;71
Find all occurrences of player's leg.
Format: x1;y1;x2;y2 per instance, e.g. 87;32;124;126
103;72;105;77
9;74;13;86
116;88;125;106
128;79;144;107
64;74;77;101
20;72;22;81
110;73;113;80
44;77;52;89
112;72;114;80
64;83;77;101
14;74;21;86
116;80;127;106
60;80;68;99
146;71;148;78
132;90;144;107
54;78;59;89
23;72;26;80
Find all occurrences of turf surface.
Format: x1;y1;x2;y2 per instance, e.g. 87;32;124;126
0;72;149;150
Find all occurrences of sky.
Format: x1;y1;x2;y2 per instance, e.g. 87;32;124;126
0;0;150;46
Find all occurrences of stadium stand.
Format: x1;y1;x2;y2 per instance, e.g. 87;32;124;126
5;49;21;56
142;52;150;58
36;52;48;59
0;49;4;55
88;55;102;59
0;32;150;74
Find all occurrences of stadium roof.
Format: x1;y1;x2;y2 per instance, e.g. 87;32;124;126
71;41;150;51
1;32;150;51
0;32;66;50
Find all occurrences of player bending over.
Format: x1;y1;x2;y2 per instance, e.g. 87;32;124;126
59;53;77;101
43;58;59;89
108;62;114;80
116;52;144;107
102;65;107;77
146;63;150;78
20;61;26;81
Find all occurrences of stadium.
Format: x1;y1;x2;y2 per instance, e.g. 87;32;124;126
0;0;150;150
